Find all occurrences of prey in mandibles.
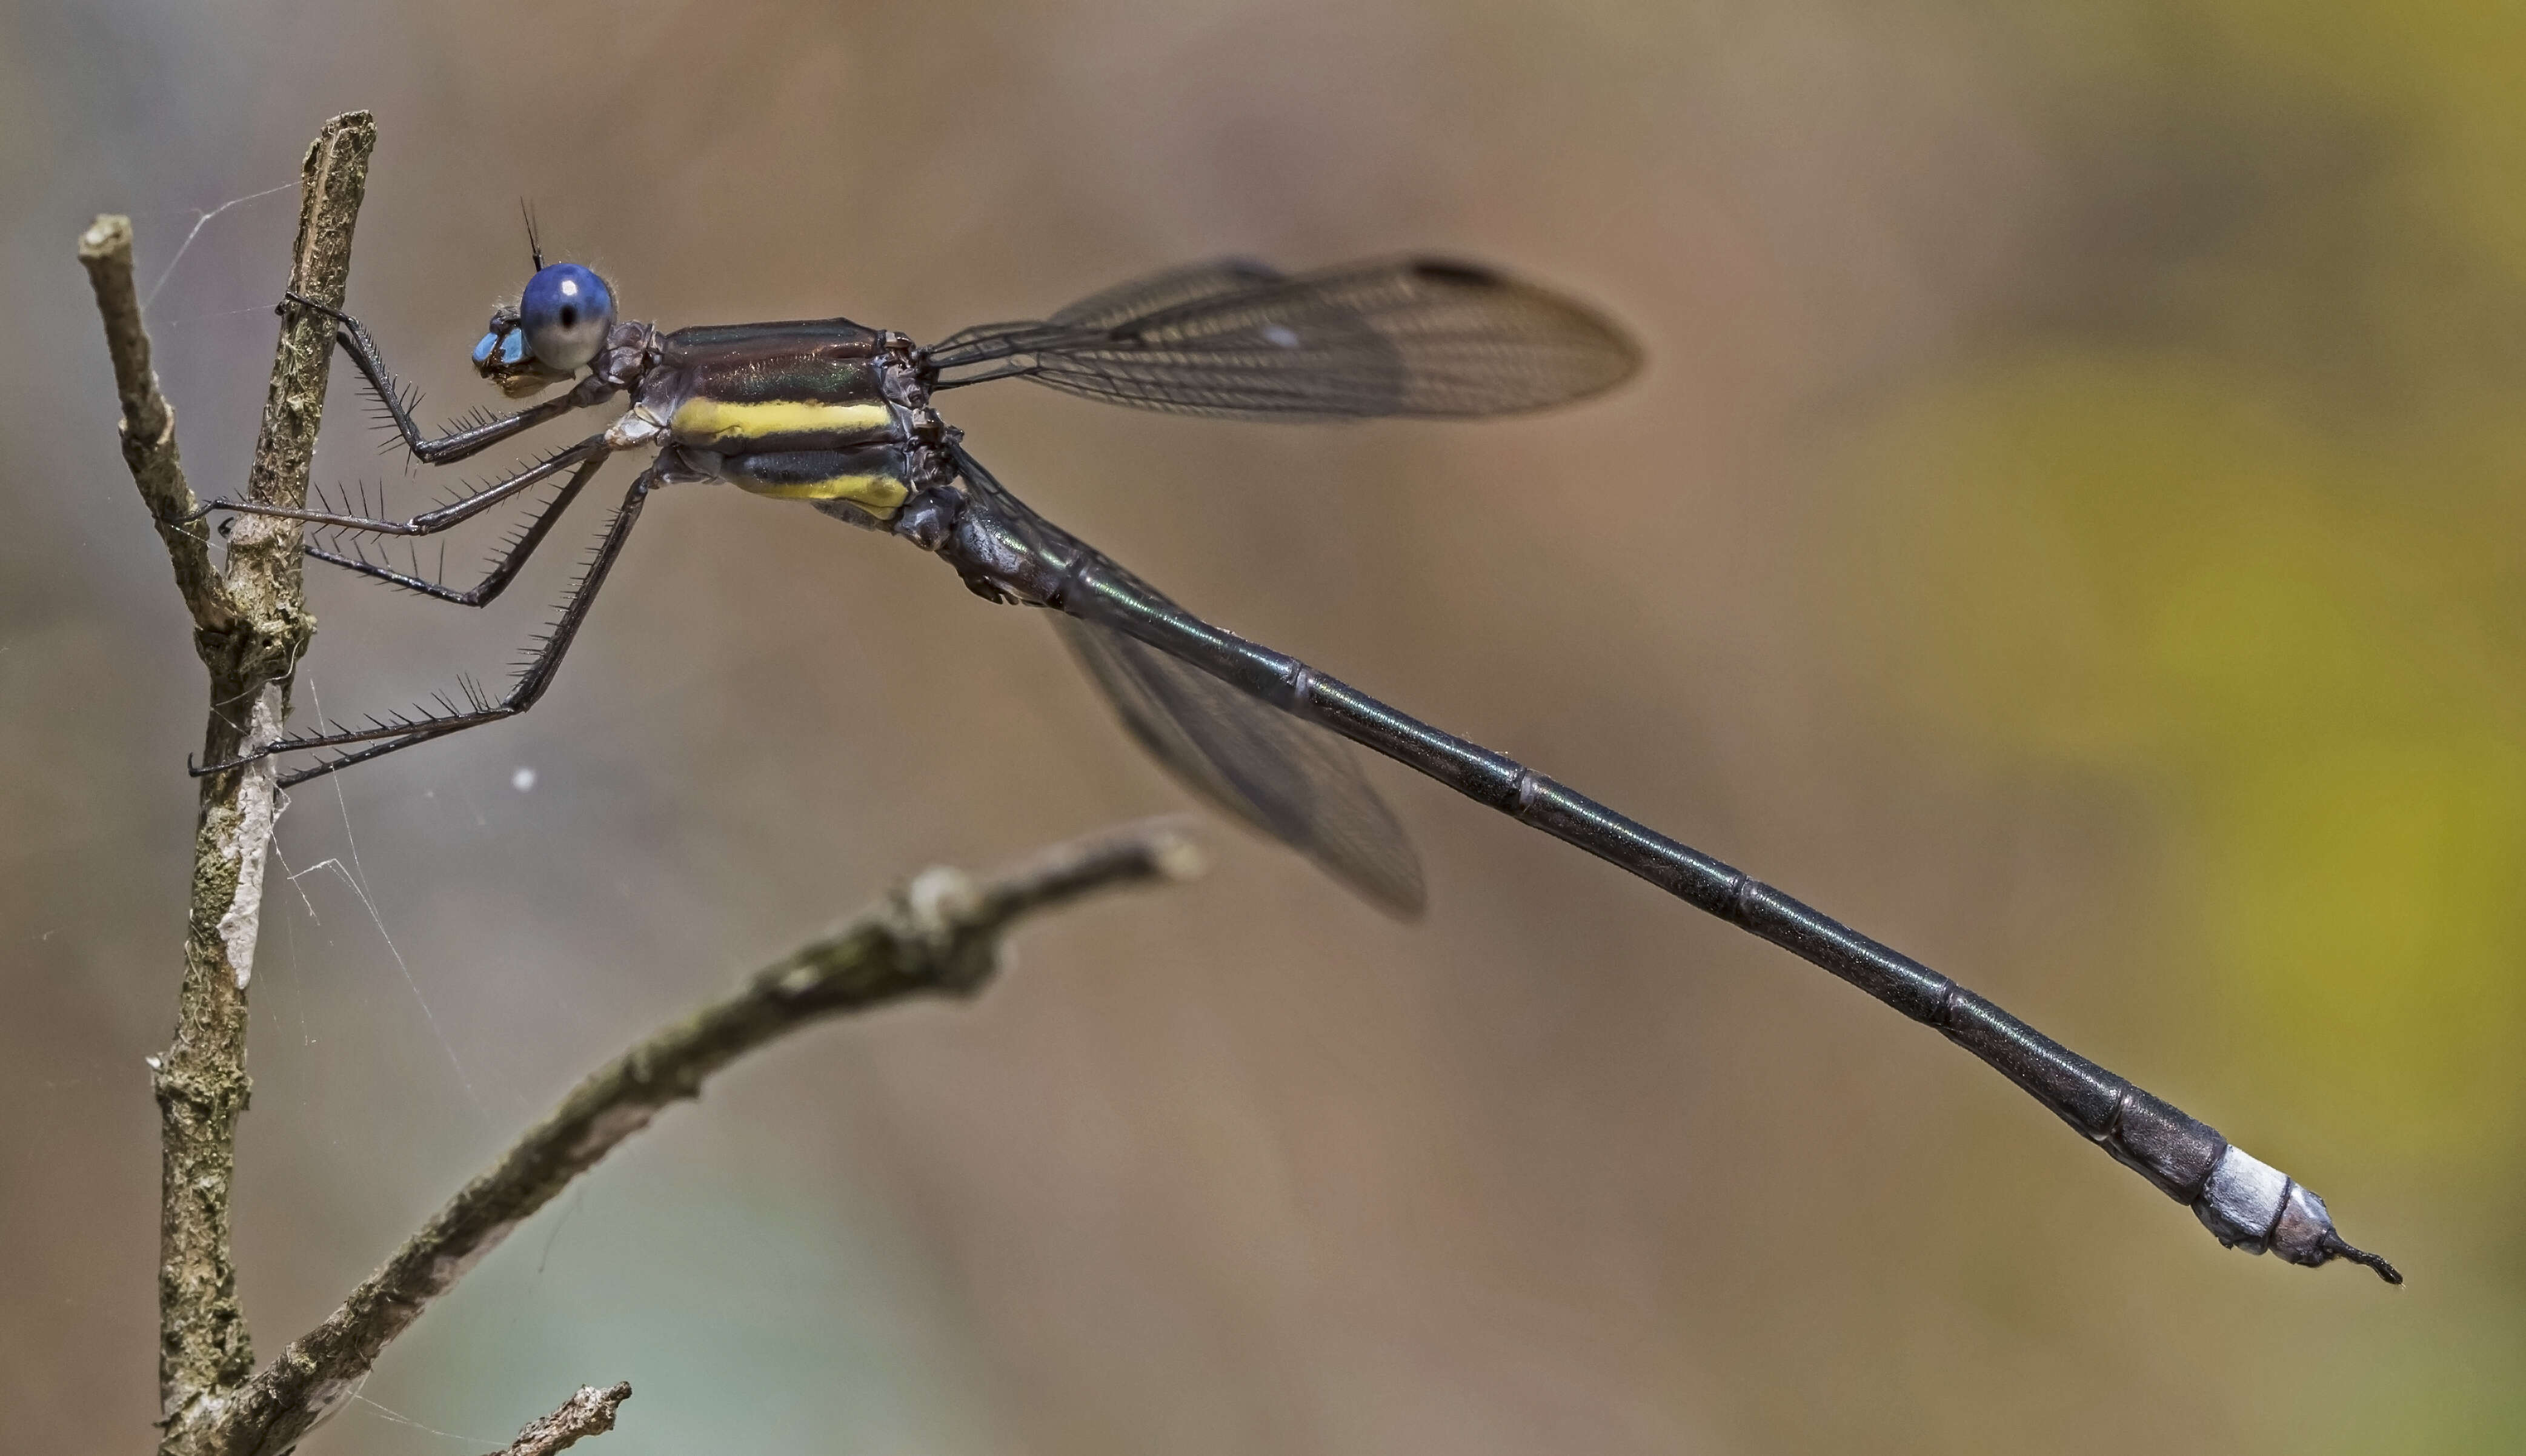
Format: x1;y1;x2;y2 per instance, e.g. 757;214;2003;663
190;238;2399;1284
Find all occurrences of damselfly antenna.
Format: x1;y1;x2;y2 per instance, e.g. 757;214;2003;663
521;199;544;272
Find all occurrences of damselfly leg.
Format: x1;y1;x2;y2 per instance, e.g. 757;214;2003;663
190;432;611;540
193;469;655;787
282;291;604;465
302;447;613;607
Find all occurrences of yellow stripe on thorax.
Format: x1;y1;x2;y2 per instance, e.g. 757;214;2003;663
734;472;910;516
670;397;893;444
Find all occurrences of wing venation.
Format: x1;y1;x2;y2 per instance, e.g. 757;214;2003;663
929;256;1639;421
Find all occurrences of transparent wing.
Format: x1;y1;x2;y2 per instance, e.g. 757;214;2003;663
951;442;1426;916
1060;616;1425;917
928;256;1640;421
1048;258;1286;330
927;260;1282;372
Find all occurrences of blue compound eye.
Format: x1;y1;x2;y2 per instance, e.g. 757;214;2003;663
517;262;615;371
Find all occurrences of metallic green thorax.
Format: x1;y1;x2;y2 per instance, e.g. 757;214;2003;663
633;316;938;521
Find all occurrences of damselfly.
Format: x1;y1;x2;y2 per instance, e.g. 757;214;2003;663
192;238;2398;1282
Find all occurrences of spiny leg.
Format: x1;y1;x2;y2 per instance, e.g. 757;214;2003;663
264;713;488;787
194;470;657;787
283;291;593;465
191;433;610;536
305;448;610;607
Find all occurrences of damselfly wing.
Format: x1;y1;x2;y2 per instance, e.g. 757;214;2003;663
930;256;1641;419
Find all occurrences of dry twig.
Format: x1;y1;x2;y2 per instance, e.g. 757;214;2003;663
487;1383;633;1456
81;109;376;1453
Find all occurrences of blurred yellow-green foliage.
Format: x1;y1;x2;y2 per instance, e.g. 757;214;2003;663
1856;3;2526;1145
1847;7;2526;1439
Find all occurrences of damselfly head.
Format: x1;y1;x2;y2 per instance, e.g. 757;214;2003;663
473;261;617;396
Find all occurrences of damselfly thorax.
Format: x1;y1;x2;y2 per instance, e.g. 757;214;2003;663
607;317;954;526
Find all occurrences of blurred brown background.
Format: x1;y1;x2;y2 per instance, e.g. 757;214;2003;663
3;2;2515;1452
